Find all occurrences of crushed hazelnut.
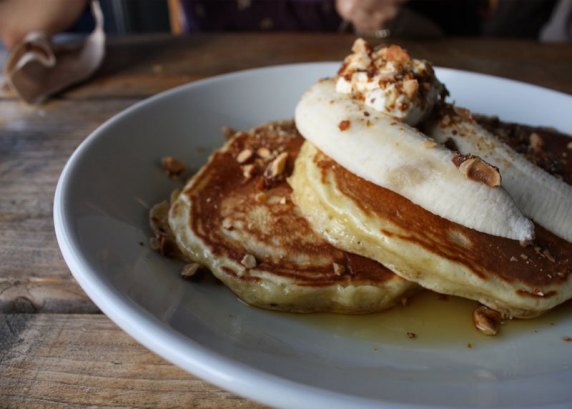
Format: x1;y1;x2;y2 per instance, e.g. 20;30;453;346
254;192;268;203
236;149;253;164
529;132;544;152
424;139;437;148
402;79;419;99
543;249;556;263
241;164;255;180
473;306;502;336
222;126;236;140
265;152;289;179
332;262;345;276
222;217;233;230
180;263;201;279
161;156;186;178
241;253;257;269
453;154;501;187
338;120;351;131
440;115;452;126
257;147;272;159
279;196;287;205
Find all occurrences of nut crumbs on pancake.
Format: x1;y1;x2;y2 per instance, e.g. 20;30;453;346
161;156;186;178
332;262;345;276
241;164;255;180
257;147;272;159
222;217;233;230
473;306;502;336
254;192;267;203
266;152;289;179
529;132;544;152
237;149;253;164
241;254;257;269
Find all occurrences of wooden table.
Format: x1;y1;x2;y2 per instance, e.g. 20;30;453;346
1;33;571;408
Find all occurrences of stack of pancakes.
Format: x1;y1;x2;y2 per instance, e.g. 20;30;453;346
157;121;415;314
152;118;572;322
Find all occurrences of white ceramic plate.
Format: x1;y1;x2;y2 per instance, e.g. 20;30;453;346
54;63;572;409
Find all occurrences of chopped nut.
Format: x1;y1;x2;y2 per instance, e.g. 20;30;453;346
520;253;528;260
453;154;501;187
265;152;289;179
254;192;268;203
543;249;556;262
161;156;186;178
510;256;518;262
241;164;255;180
240;254;257;269
279;196;287;205
256;147;272;159
423;139;437;148
338;120;351;131
222;126;236;140
236;149;253;164
222;217;233;230
180;263;201;279
402;79;419;98
333;262;345;276
440;114;452;126
473;306;502;336
529;132;544;152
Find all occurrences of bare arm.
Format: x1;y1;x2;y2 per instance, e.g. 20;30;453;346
0;0;87;49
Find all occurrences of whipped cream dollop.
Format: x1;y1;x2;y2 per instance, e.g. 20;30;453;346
336;39;446;126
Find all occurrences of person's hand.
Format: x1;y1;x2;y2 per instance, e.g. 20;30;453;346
336;0;407;33
0;0;87;49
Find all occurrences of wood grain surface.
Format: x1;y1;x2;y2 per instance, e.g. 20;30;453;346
0;314;264;408
0;33;570;408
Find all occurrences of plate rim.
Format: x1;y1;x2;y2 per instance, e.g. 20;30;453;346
53;62;572;409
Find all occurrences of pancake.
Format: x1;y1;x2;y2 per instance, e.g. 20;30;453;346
289;141;572;318
164;121;415;313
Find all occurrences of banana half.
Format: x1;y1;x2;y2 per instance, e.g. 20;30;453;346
295;79;534;241
427;106;572;244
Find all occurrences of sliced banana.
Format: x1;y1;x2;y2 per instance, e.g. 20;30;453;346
427;106;572;243
295;79;534;241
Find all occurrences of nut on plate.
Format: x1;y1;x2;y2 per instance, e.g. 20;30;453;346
473;305;502;336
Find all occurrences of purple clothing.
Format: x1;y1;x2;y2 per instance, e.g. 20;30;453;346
180;0;342;32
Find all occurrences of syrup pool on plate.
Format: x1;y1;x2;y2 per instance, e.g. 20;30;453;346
283;291;572;347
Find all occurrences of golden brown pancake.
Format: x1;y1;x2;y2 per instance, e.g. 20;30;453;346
165;121;415;313
289;141;572;318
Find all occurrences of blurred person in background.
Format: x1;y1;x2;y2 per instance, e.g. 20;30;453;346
1;0;568;104
1;0;570;48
